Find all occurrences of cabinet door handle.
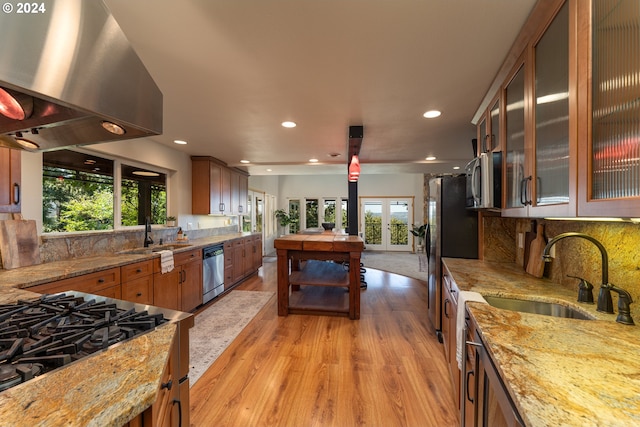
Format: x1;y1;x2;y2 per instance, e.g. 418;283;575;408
443;298;450;318
13;183;19;204
466;370;475;403
519;177;527;206
136;268;142;273
97;278;105;283
161;379;173;391
136;292;142;297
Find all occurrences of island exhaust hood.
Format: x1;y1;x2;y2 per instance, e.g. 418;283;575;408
0;0;162;151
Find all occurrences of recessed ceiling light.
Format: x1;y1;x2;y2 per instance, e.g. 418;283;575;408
240;159;250;164
174;139;187;145
423;110;442;119
266;168;272;172
309;158;318;163
101;121;126;135
425;156;437;161
453;166;460;170
282;121;296;128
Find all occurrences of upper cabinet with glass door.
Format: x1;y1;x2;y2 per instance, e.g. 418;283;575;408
502;0;573;217
578;0;640;217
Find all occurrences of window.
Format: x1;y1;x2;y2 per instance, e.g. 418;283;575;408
121;164;167;226
323;199;336;223
43;151;115;232
288;199;300;234
42;149;167;233
305;199;319;228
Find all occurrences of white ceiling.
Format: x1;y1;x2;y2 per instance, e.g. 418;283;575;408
104;0;536;176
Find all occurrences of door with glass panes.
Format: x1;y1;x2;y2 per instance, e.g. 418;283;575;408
360;198;413;251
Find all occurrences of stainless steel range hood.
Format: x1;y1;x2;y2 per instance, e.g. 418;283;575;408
0;0;162;151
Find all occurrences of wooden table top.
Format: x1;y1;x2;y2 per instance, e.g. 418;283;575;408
274;232;364;252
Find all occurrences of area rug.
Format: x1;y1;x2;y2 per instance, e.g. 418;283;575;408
360;251;427;281
189;290;274;386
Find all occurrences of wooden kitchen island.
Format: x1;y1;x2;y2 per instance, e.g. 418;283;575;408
274;232;364;319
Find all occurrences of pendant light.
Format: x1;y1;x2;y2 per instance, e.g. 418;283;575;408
348;154;360;182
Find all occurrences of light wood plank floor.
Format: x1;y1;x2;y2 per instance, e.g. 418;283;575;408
190;257;459;427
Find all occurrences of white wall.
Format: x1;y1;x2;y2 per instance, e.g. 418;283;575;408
265;173;425;228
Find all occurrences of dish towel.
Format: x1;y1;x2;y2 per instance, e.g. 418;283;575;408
159;250;174;274
456;291;487;370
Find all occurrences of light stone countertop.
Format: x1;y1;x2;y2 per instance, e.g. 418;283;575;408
443;258;640;427
0;232;254;425
0;287;176;427
0;232;253;289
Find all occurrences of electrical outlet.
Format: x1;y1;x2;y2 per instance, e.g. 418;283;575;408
187;222;193;230
518;232;524;249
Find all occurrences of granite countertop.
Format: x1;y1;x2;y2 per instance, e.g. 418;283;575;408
0;233;253;425
443;258;640;427
0;232;253;289
0;288;176;427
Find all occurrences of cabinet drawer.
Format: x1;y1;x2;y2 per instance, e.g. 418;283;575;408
153;249;202;273
122;276;154;305
121;260;154;282
30;268;121;295
224;266;234;284
93;284;122;300
174;248;202;265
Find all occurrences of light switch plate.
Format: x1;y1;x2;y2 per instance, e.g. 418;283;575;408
518;232;524;248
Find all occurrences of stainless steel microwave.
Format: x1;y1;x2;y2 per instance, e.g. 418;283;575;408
465;152;502;209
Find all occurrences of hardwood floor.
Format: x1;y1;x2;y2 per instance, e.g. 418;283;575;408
190;258;459;427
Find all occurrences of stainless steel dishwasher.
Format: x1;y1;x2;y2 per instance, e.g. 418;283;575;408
203;244;224;304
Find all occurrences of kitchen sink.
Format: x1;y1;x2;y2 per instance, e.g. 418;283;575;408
483;296;594;320
118;243;192;255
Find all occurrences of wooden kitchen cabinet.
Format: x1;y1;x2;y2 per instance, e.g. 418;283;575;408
192;156;248;215
232;238;246;283
478;0;640;219
501;0;574;218
464;307;524;427
223;240;234;287
153;248;202;312
30;267;121;298
225;235;262;289
0;147;21;213
441;268;461;409
577;0;640;217
230;169;249;215
121;260;154;305
251;234;263;271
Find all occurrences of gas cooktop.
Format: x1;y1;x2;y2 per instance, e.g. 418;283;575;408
0;292;172;392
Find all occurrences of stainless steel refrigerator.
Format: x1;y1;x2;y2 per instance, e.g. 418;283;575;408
427;175;478;341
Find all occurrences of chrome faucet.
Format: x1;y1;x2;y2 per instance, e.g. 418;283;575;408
542;232;612;313
144;217;154;247
542;232;634;325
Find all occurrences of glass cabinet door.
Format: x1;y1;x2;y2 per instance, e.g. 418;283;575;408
534;1;570;206
591;0;640;200
504;65;526;210
490;99;500;153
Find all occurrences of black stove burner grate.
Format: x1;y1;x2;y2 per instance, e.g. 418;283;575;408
0;293;167;392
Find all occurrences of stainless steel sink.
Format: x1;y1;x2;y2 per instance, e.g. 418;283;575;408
483;296;594;320
118;243;192;255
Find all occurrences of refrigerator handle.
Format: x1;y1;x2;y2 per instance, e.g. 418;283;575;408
425;224;431;259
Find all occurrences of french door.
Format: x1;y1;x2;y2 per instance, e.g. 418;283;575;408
360;198;413;251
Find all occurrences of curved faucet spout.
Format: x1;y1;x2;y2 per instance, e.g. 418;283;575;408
542;232;608;286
